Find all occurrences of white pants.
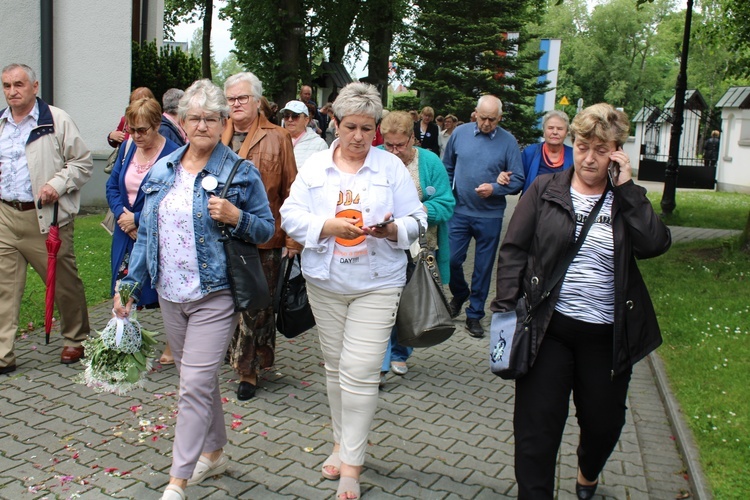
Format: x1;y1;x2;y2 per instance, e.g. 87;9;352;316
307;283;402;466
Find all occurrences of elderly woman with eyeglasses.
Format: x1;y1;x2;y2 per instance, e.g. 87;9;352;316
281;82;427;500
221;72;301;402
438;114;458;159
106;97;180;363
378;111;454;384
113;79;275;500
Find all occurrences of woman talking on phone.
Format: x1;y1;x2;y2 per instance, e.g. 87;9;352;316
280;82;426;500
491;103;670;499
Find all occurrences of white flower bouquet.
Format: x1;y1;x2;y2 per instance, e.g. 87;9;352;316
77;282;158;396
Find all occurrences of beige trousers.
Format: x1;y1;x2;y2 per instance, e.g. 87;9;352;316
307;282;402;466
0;203;89;368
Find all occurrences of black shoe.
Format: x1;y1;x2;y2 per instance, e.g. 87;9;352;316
237;381;257;400
575;481;598;499
449;296;467;318
465;318;484;338
0;364;17;375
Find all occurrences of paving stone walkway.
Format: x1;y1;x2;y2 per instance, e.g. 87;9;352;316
1;182;732;499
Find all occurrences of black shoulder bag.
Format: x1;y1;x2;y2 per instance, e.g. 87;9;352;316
219;159;272;312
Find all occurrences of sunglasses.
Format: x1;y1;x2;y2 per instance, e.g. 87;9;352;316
284;112;304;121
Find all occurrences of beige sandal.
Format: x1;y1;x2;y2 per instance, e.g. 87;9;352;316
159;350;175;365
321;451;342;480
335;476;360;500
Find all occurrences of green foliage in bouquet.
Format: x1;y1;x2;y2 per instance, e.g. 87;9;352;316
77;283;159;395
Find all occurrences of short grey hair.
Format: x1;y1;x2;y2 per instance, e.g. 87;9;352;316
332;82;383;122
542;109;570;129
178;79;230;120
476;95;503;116
224;72;263;101
2;63;36;83
162;88;184;114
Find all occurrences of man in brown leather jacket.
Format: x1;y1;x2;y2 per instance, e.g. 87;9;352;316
221;72;301;400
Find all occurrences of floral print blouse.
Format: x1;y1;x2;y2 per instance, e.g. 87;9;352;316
154;162;203;303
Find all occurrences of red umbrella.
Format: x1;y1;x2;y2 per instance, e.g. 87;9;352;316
42;201;61;344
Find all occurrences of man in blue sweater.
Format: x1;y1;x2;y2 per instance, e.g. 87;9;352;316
443;95;524;338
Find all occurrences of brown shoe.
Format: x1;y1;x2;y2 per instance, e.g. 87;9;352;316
60;346;85;364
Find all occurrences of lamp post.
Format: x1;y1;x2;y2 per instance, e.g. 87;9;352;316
660;0;694;216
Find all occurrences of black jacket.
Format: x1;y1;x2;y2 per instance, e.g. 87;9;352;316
491;168;671;375
414;121;440;156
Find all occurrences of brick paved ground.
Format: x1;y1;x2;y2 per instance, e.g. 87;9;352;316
1;185;724;499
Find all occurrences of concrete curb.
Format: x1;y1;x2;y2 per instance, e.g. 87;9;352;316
648;352;714;500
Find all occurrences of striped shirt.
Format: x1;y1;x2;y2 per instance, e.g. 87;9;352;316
555;188;615;325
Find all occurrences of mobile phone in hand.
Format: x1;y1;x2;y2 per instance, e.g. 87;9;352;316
373;217;394;228
608;161;620;185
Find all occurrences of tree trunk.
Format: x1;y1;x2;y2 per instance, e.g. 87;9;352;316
365;1;396;106
277;0;303;106
741;210;750;253
202;0;213;80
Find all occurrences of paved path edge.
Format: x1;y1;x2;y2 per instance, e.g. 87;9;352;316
648;352;714;500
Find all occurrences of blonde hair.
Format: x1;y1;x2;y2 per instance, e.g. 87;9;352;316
569;103;630;147
421;106;435;118
125;98;162;129
380;111;414;137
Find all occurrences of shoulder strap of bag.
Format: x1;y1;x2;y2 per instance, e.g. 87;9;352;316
524;185;610;320
217;158;246;239
219;158;245;198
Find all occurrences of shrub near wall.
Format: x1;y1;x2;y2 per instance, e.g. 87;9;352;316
132;41;202;103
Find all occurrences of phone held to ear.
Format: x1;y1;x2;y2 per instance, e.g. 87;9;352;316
372;217;395;228
608;161;620;186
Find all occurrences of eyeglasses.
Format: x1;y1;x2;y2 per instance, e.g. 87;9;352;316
129;126;152;136
226;95;252;105
283;112;303;121
384;136;413;152
186;115;222;128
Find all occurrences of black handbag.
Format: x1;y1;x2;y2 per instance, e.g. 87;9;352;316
275;255;316;338
218;159;272;312
396;219;455;348
490;186;610;379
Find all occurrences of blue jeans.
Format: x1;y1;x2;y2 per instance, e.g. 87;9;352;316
448;212;503;320
381;326;413;372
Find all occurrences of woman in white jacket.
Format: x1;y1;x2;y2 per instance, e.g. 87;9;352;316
280;83;426;500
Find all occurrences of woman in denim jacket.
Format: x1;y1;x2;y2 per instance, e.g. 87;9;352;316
114;79;274;500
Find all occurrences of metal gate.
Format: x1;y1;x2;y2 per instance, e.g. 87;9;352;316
637;97;722;189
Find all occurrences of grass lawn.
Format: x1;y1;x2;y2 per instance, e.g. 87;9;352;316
645;190;750;230
639;237;750;499
18;214;112;336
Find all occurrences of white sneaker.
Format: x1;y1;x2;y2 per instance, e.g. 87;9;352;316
187;453;229;486
161;484;186;500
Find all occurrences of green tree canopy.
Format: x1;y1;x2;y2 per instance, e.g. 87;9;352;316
398;0;548;145
131;41;202;103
